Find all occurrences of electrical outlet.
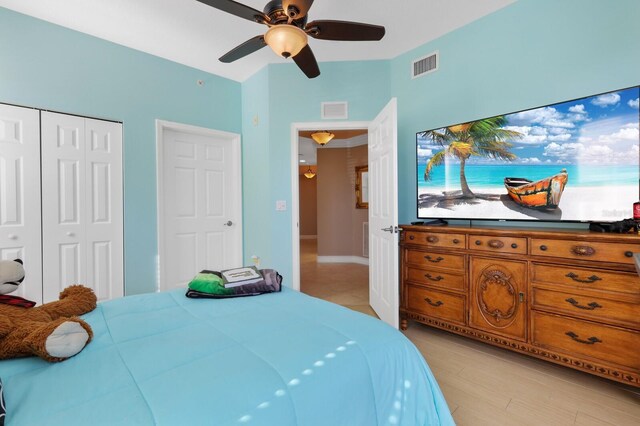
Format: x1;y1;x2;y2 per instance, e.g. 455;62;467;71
252;115;259;126
276;200;287;211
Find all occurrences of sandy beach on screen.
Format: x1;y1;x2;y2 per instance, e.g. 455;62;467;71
417;185;636;221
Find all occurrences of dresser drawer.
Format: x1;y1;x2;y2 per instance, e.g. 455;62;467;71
532;287;640;329
531;263;640;295
404;250;465;271
404;231;465;249
469;235;527;255
406;267;465;291
406;285;465;324
532;311;640;371
531;238;638;265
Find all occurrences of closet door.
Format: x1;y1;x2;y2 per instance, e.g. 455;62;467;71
42;113;86;302
85;118;123;300
0;104;42;303
41;112;123;302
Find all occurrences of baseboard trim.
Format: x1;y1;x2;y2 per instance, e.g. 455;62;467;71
317;255;369;266
300;235;318;240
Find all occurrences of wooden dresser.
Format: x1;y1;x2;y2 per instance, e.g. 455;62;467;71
399;225;640;387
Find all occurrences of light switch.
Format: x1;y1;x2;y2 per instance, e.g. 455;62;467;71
276;200;287;211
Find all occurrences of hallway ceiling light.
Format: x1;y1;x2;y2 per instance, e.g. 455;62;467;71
304;167;316;179
311;131;335;146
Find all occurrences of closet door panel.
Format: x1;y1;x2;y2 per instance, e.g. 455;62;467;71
0;104;42;304
41;112;86;303
85;118;123;300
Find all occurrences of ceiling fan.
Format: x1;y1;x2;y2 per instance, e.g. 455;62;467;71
196;0;386;78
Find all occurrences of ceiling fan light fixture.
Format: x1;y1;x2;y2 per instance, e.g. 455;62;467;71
304;166;316;179
311;131;335;146
264;25;308;58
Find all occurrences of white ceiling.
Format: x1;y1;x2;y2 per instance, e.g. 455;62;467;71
0;0;515;82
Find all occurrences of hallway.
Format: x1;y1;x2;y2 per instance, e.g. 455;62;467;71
299;238;377;317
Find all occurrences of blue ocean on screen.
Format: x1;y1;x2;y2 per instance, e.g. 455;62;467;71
417;163;639;189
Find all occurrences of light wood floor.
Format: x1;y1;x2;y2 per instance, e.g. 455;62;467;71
299;239;640;426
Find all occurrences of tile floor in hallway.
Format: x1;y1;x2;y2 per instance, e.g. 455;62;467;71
299;238;640;426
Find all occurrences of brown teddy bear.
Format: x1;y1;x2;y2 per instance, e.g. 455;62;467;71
0;259;97;362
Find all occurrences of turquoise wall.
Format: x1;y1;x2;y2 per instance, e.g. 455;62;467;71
391;0;640;225
241;66;272;268
0;8;242;295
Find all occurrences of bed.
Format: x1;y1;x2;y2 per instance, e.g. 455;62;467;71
0;287;454;425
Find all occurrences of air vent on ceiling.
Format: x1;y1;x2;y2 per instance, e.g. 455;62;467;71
321;102;348;120
412;51;439;79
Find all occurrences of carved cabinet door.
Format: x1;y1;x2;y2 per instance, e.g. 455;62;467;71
470;257;527;341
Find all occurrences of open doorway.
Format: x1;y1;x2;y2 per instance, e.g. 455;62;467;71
297;129;377;317
291;99;399;327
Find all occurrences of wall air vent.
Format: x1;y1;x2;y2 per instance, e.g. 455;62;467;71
321;101;348;120
412;51;439;79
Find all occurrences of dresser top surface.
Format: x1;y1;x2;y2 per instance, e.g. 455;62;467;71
400;224;640;243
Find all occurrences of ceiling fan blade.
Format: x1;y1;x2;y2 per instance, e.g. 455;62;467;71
282;0;314;20
219;35;267;63
196;0;269;24
292;44;320;78
306;20;386;41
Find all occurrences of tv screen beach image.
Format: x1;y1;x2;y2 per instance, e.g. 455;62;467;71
416;86;640;222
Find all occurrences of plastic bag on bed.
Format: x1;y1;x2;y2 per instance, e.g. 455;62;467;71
185;269;282;299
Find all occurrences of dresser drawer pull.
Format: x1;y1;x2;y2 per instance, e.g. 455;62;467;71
540;245;548;251
475;240;482;246
424;297;444;307
409;235;415;240
453;239;460;244
425;274;444;282
565;331;602;345
565;272;602;284
571;245;595;256
565;298;603;310
625;251;633;258
511;243;518;249
488;239;504;249
424;255;444;263
426;236;439;243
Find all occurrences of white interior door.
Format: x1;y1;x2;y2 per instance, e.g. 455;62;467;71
368;98;399;328
0;104;42;303
41;112;123;303
159;125;242;291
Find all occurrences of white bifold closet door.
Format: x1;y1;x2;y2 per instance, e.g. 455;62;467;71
41;112;123;303
0;104;43;303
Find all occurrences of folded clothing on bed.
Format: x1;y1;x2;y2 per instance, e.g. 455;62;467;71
186;269;282;299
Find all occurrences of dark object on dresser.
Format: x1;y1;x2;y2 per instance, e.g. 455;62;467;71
589;218;636;233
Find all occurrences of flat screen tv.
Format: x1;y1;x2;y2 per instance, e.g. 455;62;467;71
416;86;640;222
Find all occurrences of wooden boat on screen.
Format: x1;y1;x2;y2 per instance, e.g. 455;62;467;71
504;169;568;209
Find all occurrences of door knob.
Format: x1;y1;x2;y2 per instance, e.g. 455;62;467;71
7;234;17;240
381;226;393;233
223;221;233;226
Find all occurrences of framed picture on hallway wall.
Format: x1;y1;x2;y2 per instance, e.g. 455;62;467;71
356;165;369;209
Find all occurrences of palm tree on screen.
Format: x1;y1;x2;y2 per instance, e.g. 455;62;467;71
419;116;523;198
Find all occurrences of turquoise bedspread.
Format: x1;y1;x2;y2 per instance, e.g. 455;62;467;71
0;288;454;425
